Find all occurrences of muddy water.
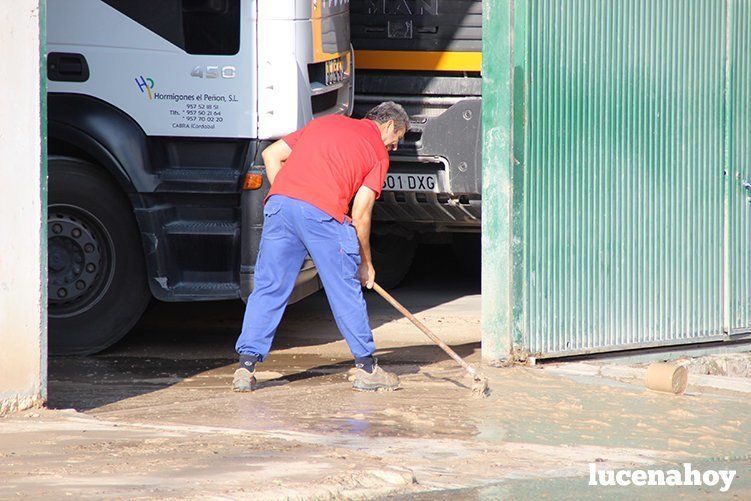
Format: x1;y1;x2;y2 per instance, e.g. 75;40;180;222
36;244;751;497
50;350;751;460
37;347;751;498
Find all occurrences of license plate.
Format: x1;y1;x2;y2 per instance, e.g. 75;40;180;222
383;173;438;192
325;57;345;85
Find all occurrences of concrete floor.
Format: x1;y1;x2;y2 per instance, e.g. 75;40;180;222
2;244;751;499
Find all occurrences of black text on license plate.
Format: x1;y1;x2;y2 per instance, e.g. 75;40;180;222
325;58;345;85
383;173;438;192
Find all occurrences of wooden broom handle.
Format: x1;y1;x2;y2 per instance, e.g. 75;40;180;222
371;282;475;375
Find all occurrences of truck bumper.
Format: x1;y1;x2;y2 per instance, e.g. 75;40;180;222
374;189;481;228
371;97;482;228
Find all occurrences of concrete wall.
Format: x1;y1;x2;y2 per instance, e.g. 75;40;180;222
0;0;46;415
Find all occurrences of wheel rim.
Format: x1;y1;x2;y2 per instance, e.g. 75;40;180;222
48;204;115;318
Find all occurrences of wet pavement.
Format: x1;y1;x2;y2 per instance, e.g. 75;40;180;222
3;243;751;498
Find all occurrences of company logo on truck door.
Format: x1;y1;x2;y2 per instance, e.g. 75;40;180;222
135;75;155;100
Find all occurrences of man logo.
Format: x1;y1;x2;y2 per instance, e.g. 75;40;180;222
367;0;438;15
135;75;155;100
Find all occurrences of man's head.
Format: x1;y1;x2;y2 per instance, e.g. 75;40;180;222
365;101;409;151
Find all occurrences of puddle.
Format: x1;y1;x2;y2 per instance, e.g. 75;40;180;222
475;421;509;443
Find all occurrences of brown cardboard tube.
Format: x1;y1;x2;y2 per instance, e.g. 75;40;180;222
645;363;688;394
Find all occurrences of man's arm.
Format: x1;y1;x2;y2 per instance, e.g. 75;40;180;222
261;139;293;185
351;185;377;289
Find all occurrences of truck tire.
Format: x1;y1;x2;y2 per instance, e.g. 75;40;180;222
48;158;151;355
371;234;417;289
451;233;481;277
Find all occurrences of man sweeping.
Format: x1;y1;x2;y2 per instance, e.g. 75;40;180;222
233;102;409;392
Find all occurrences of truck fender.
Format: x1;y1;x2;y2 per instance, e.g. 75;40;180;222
48;93;158;194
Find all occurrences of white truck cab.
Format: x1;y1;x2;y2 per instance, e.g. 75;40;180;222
46;0;352;354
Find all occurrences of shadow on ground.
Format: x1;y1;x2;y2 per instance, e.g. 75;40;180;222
48;241;481;411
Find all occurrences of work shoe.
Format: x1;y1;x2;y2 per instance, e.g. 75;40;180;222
232;367;257;392
345;366;384;382
351;364;400;392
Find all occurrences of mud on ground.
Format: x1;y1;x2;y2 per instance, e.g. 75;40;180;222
3;245;751;499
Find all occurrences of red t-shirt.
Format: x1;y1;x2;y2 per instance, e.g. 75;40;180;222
265;115;390;223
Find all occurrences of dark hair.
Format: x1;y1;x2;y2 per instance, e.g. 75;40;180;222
365;101;409;132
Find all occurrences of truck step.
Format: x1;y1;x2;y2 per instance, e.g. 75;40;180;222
156;168;240;192
164;220;239;235
158;167;238;180
168;282;240;299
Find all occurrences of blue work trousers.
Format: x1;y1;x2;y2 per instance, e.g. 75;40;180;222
235;195;374;361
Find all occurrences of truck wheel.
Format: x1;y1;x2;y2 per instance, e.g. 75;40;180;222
48;158;151;355
371;234;417;289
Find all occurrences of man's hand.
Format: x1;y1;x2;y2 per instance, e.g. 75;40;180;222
358;260;375;289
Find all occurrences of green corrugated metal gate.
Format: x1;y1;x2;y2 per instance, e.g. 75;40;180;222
729;0;751;335
481;0;751;359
